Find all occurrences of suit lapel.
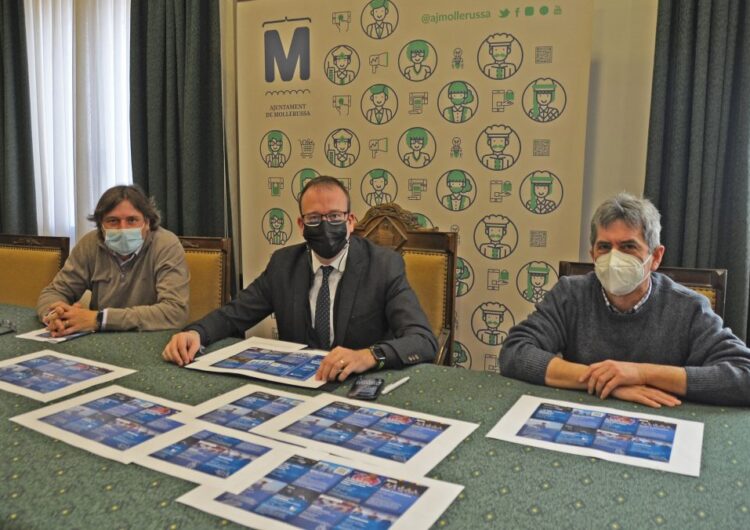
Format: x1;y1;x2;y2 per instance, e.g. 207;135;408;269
334;238;365;346
292;250;314;344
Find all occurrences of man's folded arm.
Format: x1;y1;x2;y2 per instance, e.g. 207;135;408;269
499;282;571;384
682;309;750;405
186;269;274;347
36;244;91;320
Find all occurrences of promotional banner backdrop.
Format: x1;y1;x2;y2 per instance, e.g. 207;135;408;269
236;0;593;372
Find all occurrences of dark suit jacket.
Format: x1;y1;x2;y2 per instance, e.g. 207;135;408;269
187;236;437;368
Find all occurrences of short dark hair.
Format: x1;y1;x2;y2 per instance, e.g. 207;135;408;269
88;185;161;232
298;176;351;213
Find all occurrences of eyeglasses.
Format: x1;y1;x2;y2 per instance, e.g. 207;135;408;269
0;319;17;336
302;211;349;227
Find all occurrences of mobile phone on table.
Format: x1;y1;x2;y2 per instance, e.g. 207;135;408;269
347;376;384;400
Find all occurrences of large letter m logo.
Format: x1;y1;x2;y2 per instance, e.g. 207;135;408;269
264;27;310;82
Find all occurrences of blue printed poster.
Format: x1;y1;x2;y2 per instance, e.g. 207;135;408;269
187;338;328;388
0;350;135;402
11;385;189;463
486;395;704;477
177;447;464;530
253;394;479;475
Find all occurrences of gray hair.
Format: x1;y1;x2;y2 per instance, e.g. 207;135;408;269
590;192;661;251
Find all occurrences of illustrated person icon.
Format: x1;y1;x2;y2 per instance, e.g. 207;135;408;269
526;171;558;213
265;208;288;246
413;213;432;229
365;84;394;124
264;131;287;168
477;302;509;346
481;125;515;170
455;257;471;296
329;46;356;85
300;170;317;192
440;170;472;211
452;47;464;69
297;169;319;199
482;33;517;79
402;127;431;168
328;129;356;168
450;137;462;158
365;169;393;206
365;0;393;39
479;214;512;259
402;40;433;81
524;262;550;303
442;81;475;123
528;78;561;122
452;341;469;366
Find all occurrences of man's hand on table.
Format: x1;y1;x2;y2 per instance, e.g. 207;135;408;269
579;360;647;399
162;330;202;367
610;385;681;408
43;302;97;337
316;346;377;382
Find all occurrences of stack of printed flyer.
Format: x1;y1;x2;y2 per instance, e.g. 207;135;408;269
6;338;479;529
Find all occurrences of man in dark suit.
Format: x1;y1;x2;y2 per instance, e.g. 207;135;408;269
162;176;437;381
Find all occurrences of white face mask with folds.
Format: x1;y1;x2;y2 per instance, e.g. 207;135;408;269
594;249;653;296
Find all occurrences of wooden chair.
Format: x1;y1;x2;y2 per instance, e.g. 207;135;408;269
354;203;457;365
558;261;728;318
179;237;232;322
0;234;70;307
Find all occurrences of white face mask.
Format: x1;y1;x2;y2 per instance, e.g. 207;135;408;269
594;249;653;296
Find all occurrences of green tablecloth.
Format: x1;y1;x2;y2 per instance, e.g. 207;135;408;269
1;304;749;529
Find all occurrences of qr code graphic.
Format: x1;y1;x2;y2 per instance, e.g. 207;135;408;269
535;46;553;64
530;231;548;248
533;139;551;157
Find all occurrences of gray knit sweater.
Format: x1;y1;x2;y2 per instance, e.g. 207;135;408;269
500;272;750;406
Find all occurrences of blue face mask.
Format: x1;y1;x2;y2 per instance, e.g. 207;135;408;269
104;228;144;256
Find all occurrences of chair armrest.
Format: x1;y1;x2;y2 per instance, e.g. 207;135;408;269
434;328;451;366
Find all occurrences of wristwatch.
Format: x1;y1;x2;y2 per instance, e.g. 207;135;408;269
96;310;104;332
368;345;386;370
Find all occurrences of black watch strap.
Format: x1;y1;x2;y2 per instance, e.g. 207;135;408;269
96;310;104;332
369;345;386;370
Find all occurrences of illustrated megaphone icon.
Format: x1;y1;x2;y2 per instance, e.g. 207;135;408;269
368;138;388;157
368;52;389;72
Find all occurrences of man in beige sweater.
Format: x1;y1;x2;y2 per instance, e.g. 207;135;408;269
37;185;190;336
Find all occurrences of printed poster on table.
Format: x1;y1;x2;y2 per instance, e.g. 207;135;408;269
11;385;190;463
178;445;463;530
254;393;478;474
486;395;704;476
171;383;310;433
133;422;295;491
187;337;328;389
16;327;91;343
0;350;135;402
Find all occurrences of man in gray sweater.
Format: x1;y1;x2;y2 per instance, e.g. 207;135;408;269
37;185;190;335
500;193;750;407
